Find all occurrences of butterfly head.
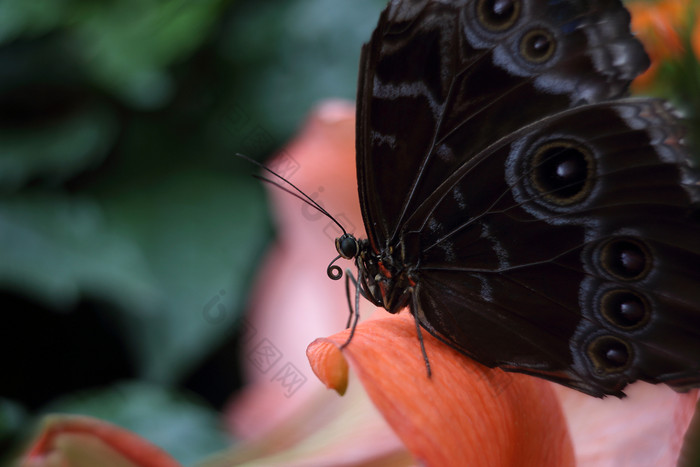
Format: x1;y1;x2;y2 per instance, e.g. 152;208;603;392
335;233;360;260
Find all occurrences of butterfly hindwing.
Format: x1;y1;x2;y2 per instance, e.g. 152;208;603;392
410;99;700;396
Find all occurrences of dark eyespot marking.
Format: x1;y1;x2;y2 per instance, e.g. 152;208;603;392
477;0;521;31
520;28;556;63
601;289;650;330
601;238;652;281
530;140;595;205
588;336;632;373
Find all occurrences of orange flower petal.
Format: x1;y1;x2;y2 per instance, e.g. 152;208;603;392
20;415;181;467
629;0;686;60
693;11;700;61
308;313;575;466
306;337;349;395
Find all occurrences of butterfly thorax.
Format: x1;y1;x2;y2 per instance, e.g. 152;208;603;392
360;240;416;313
334;233;416;314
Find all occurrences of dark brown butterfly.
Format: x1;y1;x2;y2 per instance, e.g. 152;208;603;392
328;0;700;397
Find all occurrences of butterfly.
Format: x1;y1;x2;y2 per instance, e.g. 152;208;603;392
323;0;700;398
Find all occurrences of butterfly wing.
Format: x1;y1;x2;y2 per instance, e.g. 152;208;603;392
356;0;700;396
356;0;648;250
411;100;700;397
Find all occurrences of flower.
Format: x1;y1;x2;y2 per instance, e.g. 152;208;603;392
307;314;574;465
226;101;699;465
693;8;700;61
19;415;181;467
628;0;691;90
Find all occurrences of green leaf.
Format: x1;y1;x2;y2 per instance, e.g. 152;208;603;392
0;193;160;310
0;0;68;43
222;0;387;153
0;398;27;466
72;0;230;108
0;104;118;191
97;169;270;382
0;398;26;441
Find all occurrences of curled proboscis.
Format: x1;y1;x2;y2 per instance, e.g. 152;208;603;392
327;255;343;280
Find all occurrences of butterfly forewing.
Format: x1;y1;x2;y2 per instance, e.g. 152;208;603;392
354;0;700;396
357;0;649;248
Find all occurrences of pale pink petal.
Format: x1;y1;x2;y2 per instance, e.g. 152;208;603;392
206;378;409;466
556;385;699;466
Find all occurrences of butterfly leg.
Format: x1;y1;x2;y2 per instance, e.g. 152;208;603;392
344;269;357;329
415;315;432;378
342;267;377;328
412;292;432;378
340;268;362;349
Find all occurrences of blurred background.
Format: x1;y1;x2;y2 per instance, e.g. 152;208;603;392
0;0;386;463
0;0;698;465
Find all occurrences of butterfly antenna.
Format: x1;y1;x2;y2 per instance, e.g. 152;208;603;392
236;153;347;235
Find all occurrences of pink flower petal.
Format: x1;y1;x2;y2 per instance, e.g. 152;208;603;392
555;385;699;466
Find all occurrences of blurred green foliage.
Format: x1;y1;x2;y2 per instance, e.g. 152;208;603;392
0;0;386;463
